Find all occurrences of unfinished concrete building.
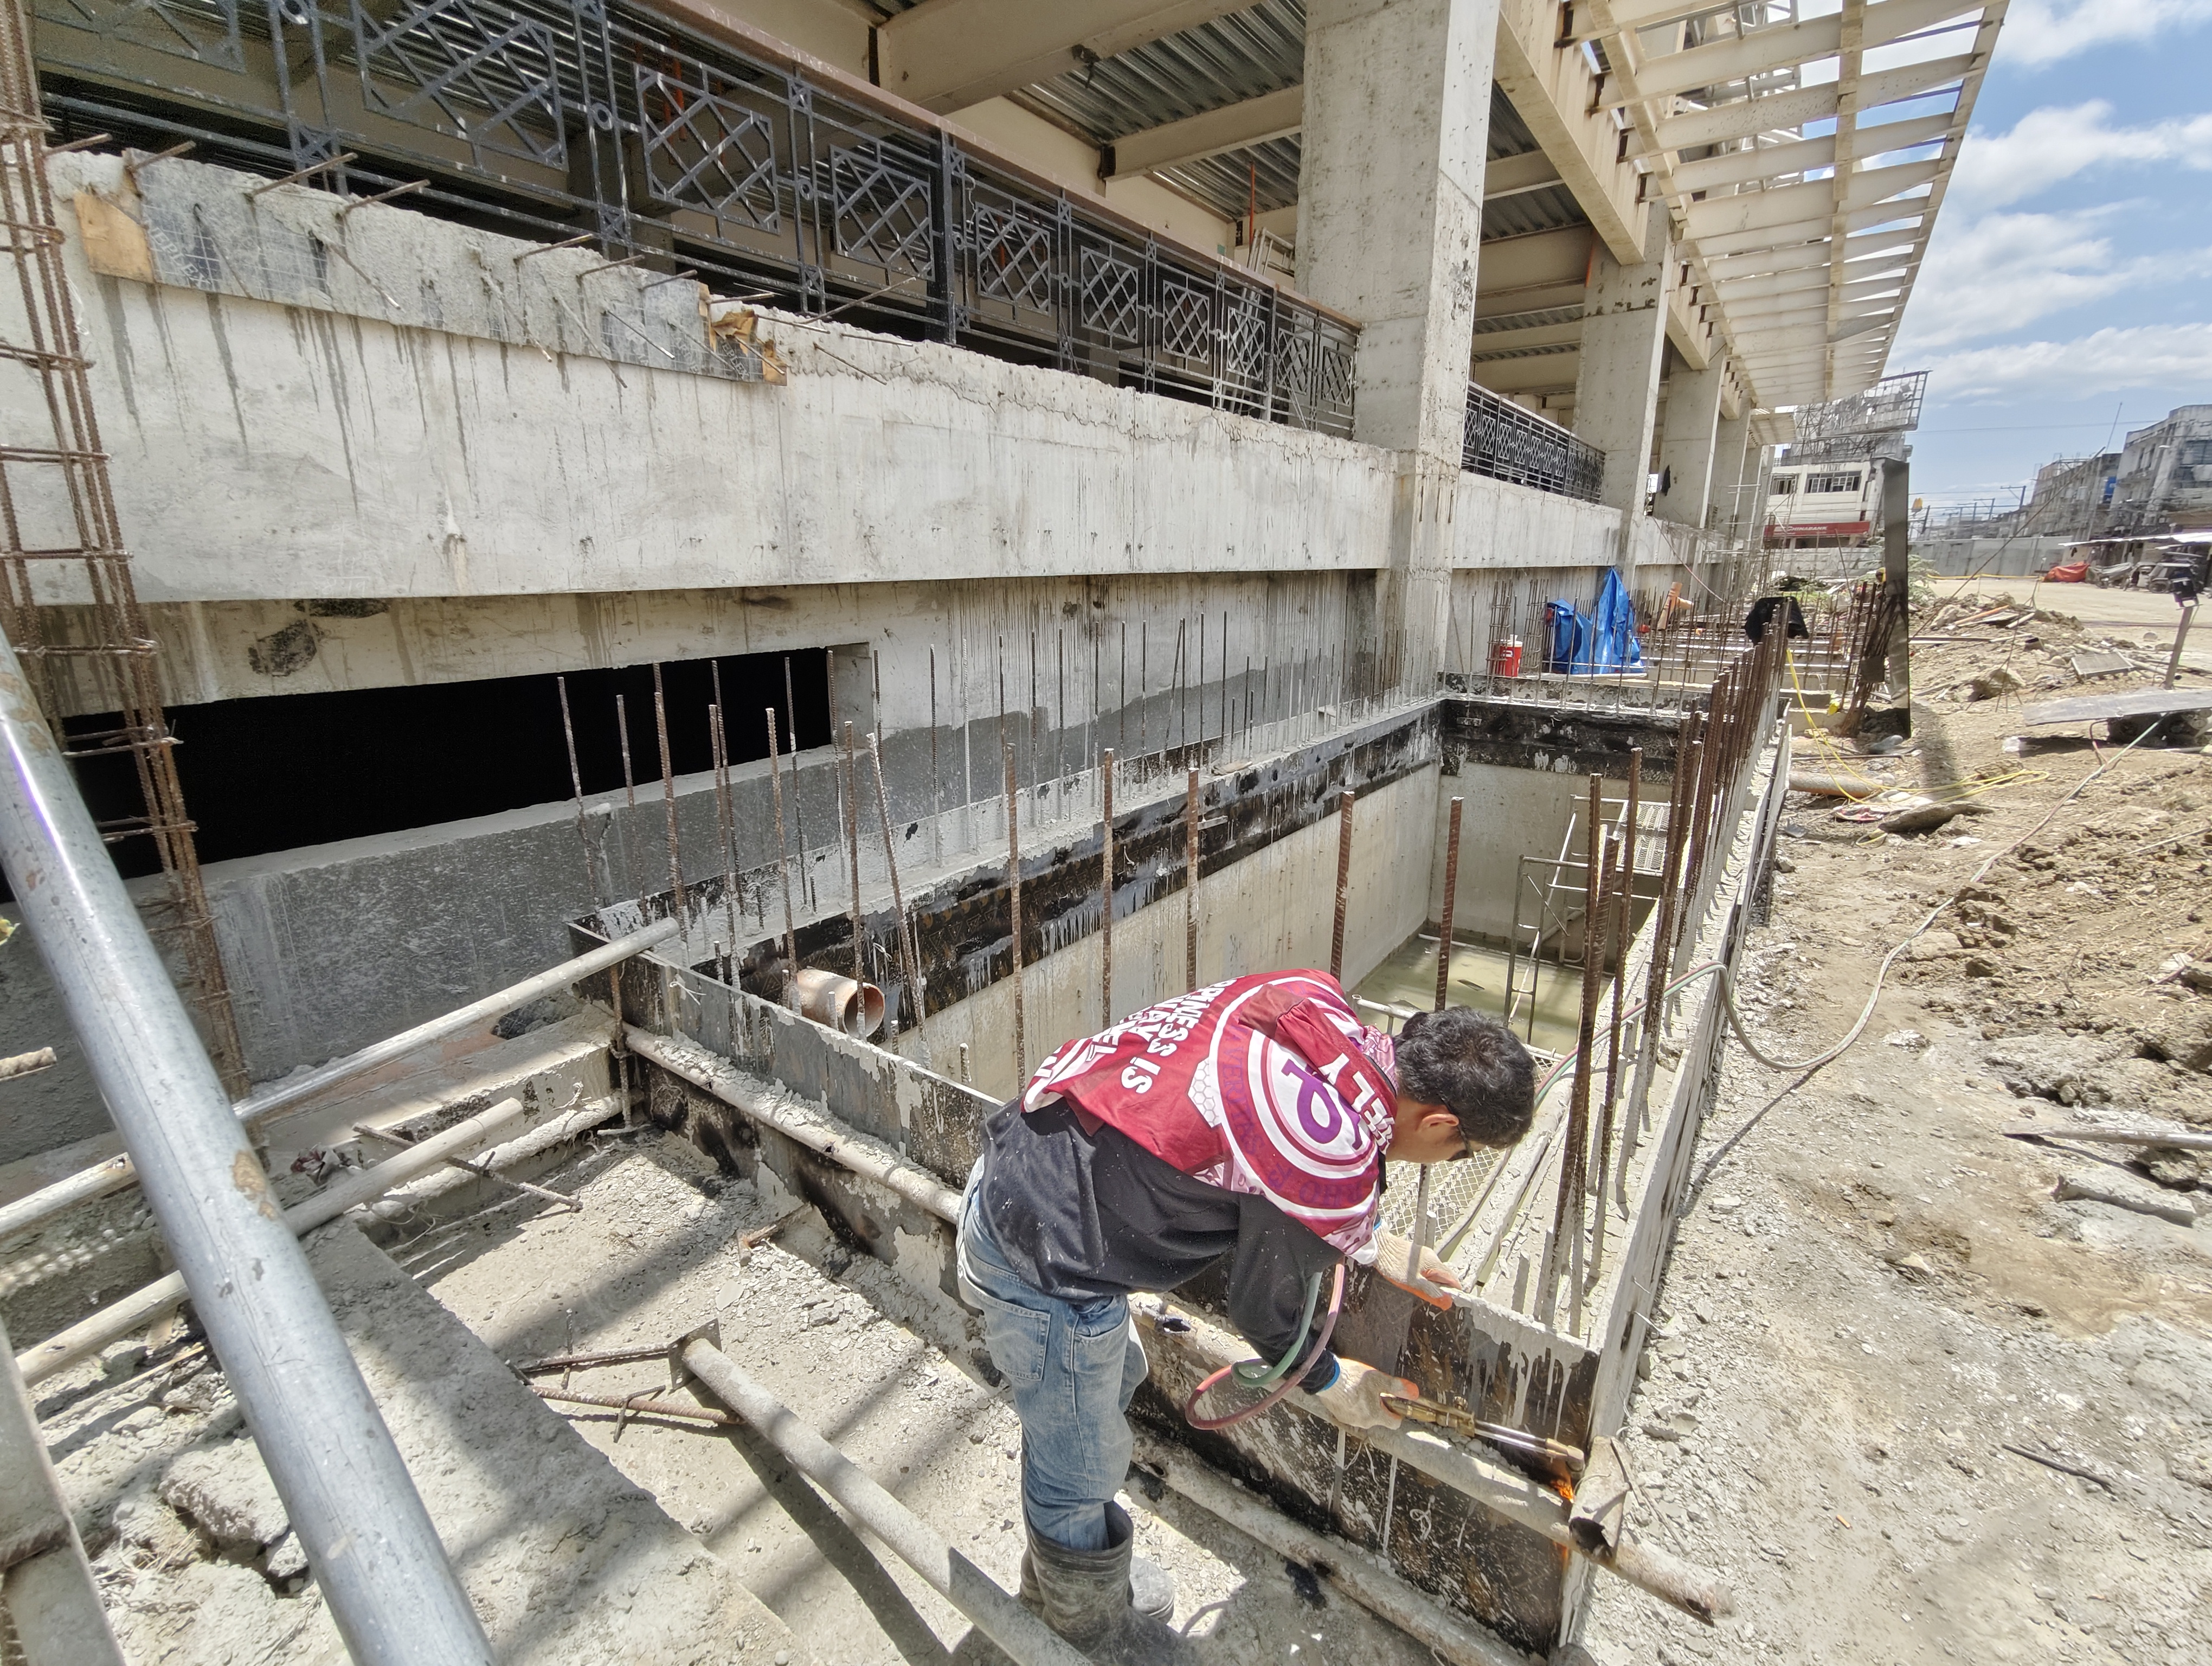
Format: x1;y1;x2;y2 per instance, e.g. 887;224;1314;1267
0;2;2004;1662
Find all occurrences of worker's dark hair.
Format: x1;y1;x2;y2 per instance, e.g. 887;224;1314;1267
1394;1008;1536;1151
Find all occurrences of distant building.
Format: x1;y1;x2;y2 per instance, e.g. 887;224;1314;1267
2109;405;2212;532
1763;457;1886;548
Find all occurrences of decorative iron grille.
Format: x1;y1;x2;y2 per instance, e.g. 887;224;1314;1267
1462;380;1605;503
31;0;1358;437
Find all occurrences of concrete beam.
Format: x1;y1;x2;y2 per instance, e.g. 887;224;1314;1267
1104;85;1304;180
1604;0;1978;108
875;0;1252;112
1491;0;1645;263
1641;54;1974;155
1684;159;1940;242
1483;148;1564;199
1476;225;1593;297
1472;350;1581;395
1667;112;1951;196
1694;198;1927;260
1471;317;1584;355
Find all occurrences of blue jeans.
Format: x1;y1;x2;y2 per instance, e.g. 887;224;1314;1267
957;1177;1149;1553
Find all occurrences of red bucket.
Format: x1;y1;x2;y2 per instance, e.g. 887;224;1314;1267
1489;639;1524;678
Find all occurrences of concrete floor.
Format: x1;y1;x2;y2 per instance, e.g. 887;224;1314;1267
404;1127;1446;1666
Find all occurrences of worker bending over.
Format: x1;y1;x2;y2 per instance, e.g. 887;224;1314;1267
959;969;1536;1661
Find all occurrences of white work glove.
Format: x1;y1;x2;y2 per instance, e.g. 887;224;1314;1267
1370;1231;1462;1310
1310;1359;1416;1431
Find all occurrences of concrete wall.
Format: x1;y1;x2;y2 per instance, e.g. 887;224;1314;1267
1917;536;2074;578
922;762;1444;1101
1426;760;1630;946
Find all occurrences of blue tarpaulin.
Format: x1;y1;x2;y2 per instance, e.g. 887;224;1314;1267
1546;573;1643;675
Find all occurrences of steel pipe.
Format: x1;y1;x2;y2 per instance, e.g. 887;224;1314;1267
0;628;491;1664
0;915;678;1247
17;1096;529;1385
788;968;886;1038
679;1337;1090;1666
2;1317;126;1665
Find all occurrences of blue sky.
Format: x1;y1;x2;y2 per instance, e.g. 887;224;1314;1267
1885;1;2212;509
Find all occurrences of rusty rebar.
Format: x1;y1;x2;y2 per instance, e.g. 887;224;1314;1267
1436;796;1463;1011
841;721;864;984
868;731;929;1065
530;1384;737;1428
1185;767;1201;990
1005;730;1025;1081
708;703;738;965
1100;748;1115;1028
1551;775;1609;1324
557;675;597;907
766;707;799;1000
1329;789;1355;982
652;664;686;918
1596;748;1641;1190
616;691;635;808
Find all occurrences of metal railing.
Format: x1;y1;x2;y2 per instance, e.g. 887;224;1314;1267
31;0;1358;436
1462;380;1605;503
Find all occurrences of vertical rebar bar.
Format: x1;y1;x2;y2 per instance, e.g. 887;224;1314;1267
557;675;597;906
709;703;738;967
767;707;799;999
1099;748;1115;1028
867;732;929;1066
785;655;813;909
1005;731;1025;1081
1185;767;1201;991
1551;775;1608;1328
1329;789;1355;983
1597;748;1642;1182
652;665;686;918
1435;797;1463;1011
616;690;635;809
841;721;864;983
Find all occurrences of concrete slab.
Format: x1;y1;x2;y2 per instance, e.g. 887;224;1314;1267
42;1219;798;1665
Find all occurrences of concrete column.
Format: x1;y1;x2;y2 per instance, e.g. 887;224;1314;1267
1572;202;1673;516
1708;402;1755;539
1297;0;1500;691
1652;360;1725;527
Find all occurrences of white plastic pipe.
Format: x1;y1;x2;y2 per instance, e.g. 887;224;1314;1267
16;1097;529;1385
0;629;490;1664
0;917;677;1245
680;1337;1089;1666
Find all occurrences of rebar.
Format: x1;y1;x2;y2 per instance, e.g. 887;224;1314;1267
708;703;738;964
841;721;864;984
868;731;929;1066
1435;797;1463;1011
1099;748;1115;1028
652;664;686;918
0;40;243;1090
557;675;597;906
1185;766;1201;990
1005;731;1025;1081
1329;789;1355;982
1550;775;1609;1328
766;708;799;998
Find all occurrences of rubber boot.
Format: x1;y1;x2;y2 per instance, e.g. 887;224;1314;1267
1019;1526;1174;1622
1020;1503;1199;1663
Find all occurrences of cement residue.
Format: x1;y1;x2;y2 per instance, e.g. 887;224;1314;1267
40;1218;792;1664
1577;621;2212;1664
404;1126;1442;1664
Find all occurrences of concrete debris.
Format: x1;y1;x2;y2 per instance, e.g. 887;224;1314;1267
159;1434;293;1552
2052;1170;2202;1226
1963;667;2024;702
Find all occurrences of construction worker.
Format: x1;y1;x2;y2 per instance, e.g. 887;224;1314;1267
957;969;1537;1662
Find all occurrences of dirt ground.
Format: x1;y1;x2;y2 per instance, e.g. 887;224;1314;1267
1577;593;2212;1664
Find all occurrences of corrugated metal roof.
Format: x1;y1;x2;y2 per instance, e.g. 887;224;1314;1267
885;2;1592;234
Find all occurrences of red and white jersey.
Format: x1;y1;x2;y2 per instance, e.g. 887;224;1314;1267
1020;970;1398;1260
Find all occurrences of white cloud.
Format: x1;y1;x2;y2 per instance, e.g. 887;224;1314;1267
1915;322;2212;401
1951;100;2212;209
1895;208;2208;350
2003;1;2212;65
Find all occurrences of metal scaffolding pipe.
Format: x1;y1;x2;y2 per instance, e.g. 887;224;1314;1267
1;1317;126;1665
0;628;491;1664
18;1096;529;1384
679;1337;1090;1666
0;916;678;1246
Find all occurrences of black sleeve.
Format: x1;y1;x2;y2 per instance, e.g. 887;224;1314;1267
1222;1194;1350;1394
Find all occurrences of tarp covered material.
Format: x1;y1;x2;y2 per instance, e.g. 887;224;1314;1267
1547;573;1644;675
